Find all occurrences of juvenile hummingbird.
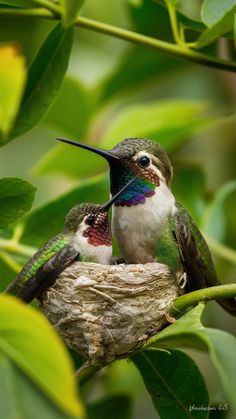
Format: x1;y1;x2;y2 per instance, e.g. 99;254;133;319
57;137;236;316
6;176;137;303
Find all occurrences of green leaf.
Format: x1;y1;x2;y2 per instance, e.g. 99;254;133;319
87;395;132;419
104;360;144;397
0;354;79;419
2;23;73;144
101;47;185;102
61;0;85;28
147;304;236;413
205;328;236;413
202;180;236;242
196;1;236;48
128;0;143;6
133;349;209;419
164;0;180;7
177;12;206;32
101;2;186;101
172;164;206;222
129;0;172;39
201;0;236;27
99;100;211;152
21;175;109;247
0;45;26;138
147;303;209;351
35;143;107;178
147;0;206;32
0;0;36;7
43;77;91;138
0;177;36;229
0;294;83;418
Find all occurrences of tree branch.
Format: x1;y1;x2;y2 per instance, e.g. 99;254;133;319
170;284;236;317
1;8;236;73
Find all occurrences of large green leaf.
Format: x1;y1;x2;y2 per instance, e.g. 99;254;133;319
61;0;85;28
35;142;107;178
133;349;209;419
201;0;236;27
2;23;73;144
0;354;79;419
38;90;207;182
172;164;206;222
101;47;184;102
99;100;212;151
129;0;172;38
147;304;209;351
0;45;26;138
87;395;132;419
147;304;236;413
21;175;109;247
195;1;236;48
0;294;83;418
205;328;236;412
202;180;236;242
43;77;91;139
0;177;36;229
0;0;36;6
37;101;210;180
100;1;186;101
146;0;205;32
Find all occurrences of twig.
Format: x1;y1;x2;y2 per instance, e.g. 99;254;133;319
1;8;236;73
170;284;236;316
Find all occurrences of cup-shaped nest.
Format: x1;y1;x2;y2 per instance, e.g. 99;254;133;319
40;262;185;365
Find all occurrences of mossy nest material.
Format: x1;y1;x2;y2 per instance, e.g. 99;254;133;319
40;262;185;365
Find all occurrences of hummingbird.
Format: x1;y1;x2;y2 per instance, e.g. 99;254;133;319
57;136;236;316
6;176;137;303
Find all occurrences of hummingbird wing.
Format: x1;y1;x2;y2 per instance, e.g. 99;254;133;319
17;244;79;303
6;233;76;299
173;203;236;316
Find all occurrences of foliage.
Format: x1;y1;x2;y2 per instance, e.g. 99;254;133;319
0;1;236;419
0;45;26;138
0;295;83;419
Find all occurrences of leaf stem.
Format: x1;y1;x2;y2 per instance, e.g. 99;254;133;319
0;251;21;272
32;0;60;15
1;8;236;73
0;238;36;258
12;223;25;243
170;284;236;316
204;234;236;264
0;7;53;18
75;16;236;73
165;0;182;45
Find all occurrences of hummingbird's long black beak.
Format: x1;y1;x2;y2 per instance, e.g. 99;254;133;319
56;137;119;163
100;175;138;212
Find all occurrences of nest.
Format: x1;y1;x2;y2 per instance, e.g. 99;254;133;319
40;262;186;365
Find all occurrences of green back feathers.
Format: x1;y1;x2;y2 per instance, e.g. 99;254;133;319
8;233;69;293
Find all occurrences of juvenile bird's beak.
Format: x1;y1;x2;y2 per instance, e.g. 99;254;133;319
56;137;119;164
100;175;138;212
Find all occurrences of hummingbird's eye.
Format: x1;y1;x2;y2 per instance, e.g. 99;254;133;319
138;155;150;167
86;214;95;225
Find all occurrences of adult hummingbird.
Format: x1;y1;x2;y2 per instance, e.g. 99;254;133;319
57;136;236;316
6;176;137;303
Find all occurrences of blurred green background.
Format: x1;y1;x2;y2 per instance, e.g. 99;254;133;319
0;0;236;417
